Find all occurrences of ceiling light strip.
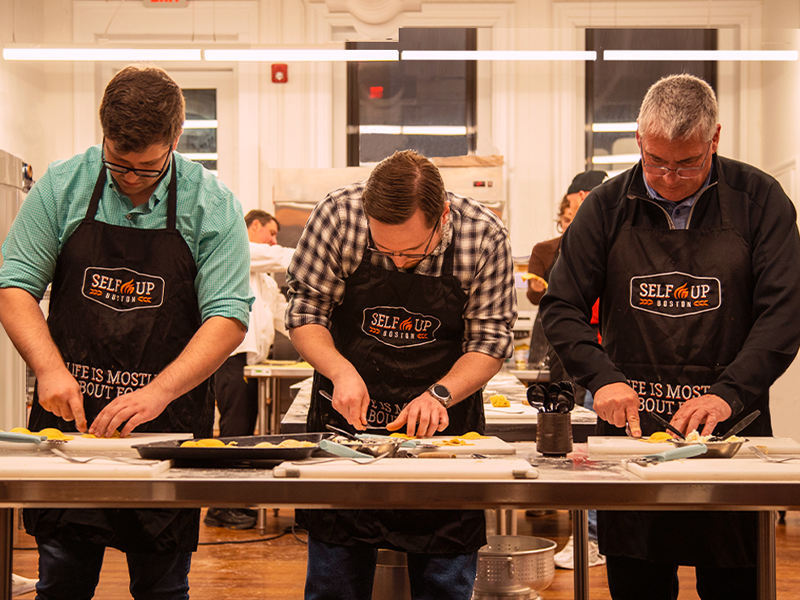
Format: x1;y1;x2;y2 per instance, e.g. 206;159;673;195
402;50;597;61
604;50;799;61
592;122;638;133
592;154;640;165
2;48;202;61
184;120;218;129
203;49;398;62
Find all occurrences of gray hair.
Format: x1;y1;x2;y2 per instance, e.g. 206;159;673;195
637;74;718;142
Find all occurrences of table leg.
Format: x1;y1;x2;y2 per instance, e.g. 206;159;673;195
0;508;12;600
572;509;589;600
256;378;268;436
756;511;776;600
269;378;280;435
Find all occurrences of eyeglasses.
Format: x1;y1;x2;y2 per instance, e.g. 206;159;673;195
367;221;439;261
641;140;712;180
102;139;172;179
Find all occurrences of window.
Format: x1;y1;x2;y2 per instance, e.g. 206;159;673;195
347;28;477;166
585;29;717;175
178;89;219;175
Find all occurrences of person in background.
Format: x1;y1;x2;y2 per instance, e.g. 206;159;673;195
0;65;252;600
541;74;800;599
286;150;516;600
525;171;607;570
205;210;294;530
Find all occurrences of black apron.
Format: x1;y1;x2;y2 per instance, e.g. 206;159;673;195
597;181;764;567
24;159;213;553
298;240;486;555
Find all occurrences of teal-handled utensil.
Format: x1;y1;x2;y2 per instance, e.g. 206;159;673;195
318;439;374;459
0;431;48;444
631;443;708;465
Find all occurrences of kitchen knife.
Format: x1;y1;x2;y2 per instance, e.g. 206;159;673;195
0;431;48;444
711;409;761;442
649;411;686;440
631;443;708;465
318;439;374;459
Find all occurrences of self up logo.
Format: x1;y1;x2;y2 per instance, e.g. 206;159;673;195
362;306;441;348
630;271;721;318
82;267;165;311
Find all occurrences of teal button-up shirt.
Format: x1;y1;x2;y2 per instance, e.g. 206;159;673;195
0;145;253;326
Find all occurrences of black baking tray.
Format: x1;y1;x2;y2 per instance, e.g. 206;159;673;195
133;433;328;468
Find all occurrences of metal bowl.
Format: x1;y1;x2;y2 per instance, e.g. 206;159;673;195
474;535;557;594
671;439;746;459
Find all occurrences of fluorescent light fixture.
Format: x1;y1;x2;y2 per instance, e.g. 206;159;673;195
184;120;218;129
592;122;638;133
203;49;398;62
592;153;640;165
401;50;597;61
604;50;799;61
2;47;202;61
359;125;468;136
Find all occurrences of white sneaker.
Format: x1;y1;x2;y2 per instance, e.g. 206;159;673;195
11;574;37;597
553;536;606;569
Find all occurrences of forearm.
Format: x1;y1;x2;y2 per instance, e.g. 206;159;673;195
437;352;503;406
148;316;245;402
0;287;65;378
288;324;359;385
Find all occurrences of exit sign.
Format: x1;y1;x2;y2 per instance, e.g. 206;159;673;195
143;0;188;7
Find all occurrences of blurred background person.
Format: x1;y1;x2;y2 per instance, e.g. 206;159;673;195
205;210;294;530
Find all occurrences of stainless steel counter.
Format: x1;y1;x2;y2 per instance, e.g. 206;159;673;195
0;443;794;599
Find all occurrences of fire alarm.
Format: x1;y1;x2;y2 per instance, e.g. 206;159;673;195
272;64;288;84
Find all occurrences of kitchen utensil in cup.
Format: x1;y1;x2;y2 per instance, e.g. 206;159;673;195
536;412;572;456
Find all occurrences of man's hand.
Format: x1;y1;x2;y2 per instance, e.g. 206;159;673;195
593;382;641;437
36;368;87;432
387;392;449;438
89;386;172;438
327;375;372;431
670;394;732;437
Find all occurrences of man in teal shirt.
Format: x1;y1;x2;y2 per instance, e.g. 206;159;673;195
0;65;252;600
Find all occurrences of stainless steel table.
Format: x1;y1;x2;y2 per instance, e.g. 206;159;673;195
0;444;793;600
244;362;314;435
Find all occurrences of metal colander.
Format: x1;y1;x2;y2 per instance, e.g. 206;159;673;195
473;536;556;596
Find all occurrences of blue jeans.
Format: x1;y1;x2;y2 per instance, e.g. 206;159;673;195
304;537;478;600
583;390;599;542
35;536;192;600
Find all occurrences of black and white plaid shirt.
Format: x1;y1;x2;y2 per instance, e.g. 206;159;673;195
286;182;517;359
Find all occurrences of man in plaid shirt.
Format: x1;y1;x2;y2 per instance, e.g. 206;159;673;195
286;150;516;600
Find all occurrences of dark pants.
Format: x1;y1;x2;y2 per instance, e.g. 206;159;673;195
214;353;258;437
35;536;192;600
606;555;757;600
304;537;478;600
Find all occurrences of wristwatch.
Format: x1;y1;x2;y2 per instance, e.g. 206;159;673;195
427;383;452;408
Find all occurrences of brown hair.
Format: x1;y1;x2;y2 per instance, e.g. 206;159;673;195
363;150;445;227
99;65;185;154
244;209;279;230
555;194;571;233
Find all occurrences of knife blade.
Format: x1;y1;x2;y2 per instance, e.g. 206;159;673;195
649;412;686;440
711;409;761;441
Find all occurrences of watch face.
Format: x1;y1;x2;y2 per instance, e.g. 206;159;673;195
432;384;450;399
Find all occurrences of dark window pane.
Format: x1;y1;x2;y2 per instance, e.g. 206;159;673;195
183;89;217;120
177;129;217;154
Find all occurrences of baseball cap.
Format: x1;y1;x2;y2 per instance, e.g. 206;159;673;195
567;170;607;195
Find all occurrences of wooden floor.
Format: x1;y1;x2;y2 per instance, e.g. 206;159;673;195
11;509;800;599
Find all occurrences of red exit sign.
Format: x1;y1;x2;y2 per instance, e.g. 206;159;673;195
143;0;188;7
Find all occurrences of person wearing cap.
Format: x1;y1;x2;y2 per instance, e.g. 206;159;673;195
541;74;800;598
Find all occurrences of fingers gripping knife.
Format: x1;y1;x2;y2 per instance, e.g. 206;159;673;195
628;443;708;465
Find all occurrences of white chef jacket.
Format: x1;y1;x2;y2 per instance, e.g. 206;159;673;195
234;242;294;364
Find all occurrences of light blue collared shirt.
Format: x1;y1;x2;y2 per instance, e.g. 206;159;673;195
642;164;714;230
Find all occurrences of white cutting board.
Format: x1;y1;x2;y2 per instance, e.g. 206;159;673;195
0;433;192;453
588;436;800;458
0;456;171;478
273;457;537;479
627;458;800;481
410;435;516;455
483;403;539;421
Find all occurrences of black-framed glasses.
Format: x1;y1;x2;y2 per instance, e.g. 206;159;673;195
102;139;172;179
367;221;439;260
641;140;712;180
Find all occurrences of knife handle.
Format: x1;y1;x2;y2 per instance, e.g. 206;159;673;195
648;444;708;462
319;439;373;459
0;432;47;444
